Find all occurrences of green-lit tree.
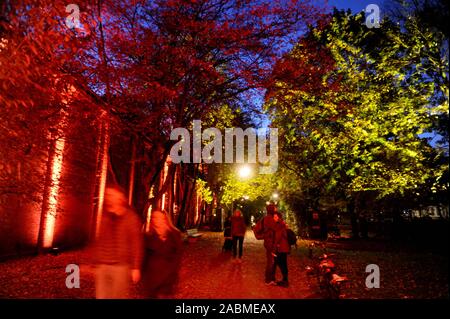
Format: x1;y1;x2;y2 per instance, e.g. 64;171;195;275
265;9;447;237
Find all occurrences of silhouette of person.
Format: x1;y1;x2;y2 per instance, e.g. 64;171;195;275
231;209;246;261
142;210;183;298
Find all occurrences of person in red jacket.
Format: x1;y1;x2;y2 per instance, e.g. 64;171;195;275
272;212;290;287
261;202;277;285
231;209;246;262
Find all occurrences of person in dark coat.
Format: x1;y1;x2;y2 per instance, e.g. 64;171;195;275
142;210;183;298
272;212;290;287
224;216;232;237
223;216;233;252
231;209;246;261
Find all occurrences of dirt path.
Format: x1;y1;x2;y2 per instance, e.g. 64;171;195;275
174;230;316;299
0;230;317;298
1;230;447;298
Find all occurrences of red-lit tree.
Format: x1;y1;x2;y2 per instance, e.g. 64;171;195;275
67;0;326;224
1;0;326;236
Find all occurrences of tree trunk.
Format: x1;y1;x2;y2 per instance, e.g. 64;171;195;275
128;135;137;206
90;112;109;241
177;166;191;230
37;109;68;251
37;134;59;252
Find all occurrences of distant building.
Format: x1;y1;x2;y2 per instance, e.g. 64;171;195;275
410;205;449;220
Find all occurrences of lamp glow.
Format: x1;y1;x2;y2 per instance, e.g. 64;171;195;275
238;165;251;178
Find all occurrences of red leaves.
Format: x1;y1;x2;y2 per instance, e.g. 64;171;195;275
265;14;338;106
2;0;327;141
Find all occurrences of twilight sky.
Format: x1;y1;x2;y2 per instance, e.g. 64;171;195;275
328;0;386;13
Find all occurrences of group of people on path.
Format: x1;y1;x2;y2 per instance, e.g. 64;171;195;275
94;184;183;299
94;185;294;298
223;202;295;288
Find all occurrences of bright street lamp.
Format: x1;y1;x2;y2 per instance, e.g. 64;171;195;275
238;165;252;178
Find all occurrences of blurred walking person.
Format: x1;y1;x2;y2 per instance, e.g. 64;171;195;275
231;209;246;262
143;210;183;298
94;185;144;299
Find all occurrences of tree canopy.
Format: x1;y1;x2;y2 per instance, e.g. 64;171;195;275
265;9;448;215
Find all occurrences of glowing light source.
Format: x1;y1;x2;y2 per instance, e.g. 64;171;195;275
173;167;178;216
161;156;171;211
272;193;279;199
145;185;155;232
145;204;153;233
238;165;251;178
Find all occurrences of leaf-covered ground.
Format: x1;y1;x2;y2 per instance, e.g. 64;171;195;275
0;231;448;299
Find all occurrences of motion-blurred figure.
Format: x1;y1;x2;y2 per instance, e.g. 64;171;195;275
143;210;183;298
94;185;144;299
